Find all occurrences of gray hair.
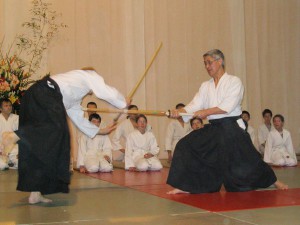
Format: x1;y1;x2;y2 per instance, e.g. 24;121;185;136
203;49;225;69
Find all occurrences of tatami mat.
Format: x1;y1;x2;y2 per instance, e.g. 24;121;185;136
87;166;300;212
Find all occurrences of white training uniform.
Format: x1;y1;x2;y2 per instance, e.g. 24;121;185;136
165;119;192;153
264;129;297;166
184;73;245;128
125;130;162;171
258;124;274;154
0;113;19;169
77;134;113;172
247;125;257;149
51;70;126;138
111;119;151;161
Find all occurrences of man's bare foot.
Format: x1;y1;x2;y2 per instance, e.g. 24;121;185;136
167;188;190;194
2;132;20;155
28;192;52;204
274;180;288;190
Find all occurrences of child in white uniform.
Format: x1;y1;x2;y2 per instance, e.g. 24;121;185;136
258;109;273;154
241;110;257;149
125;114;162;171
165;103;192;162
264;114;297;166
0;99;19;170
112;105;151;161
77;113;113;173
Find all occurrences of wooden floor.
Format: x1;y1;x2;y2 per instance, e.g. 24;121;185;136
1;164;300;225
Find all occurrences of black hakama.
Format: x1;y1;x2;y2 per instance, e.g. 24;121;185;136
167;116;277;193
16;77;70;195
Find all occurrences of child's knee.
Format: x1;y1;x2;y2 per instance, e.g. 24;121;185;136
136;159;148;171
86;165;99;173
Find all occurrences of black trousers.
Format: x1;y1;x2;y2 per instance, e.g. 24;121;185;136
16;77;70;195
167;117;276;193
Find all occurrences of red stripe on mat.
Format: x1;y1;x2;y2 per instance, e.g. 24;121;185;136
86;168;300;212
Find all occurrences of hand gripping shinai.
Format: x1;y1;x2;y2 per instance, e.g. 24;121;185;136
113;42;163;122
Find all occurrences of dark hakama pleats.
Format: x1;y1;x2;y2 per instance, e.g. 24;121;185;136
16;77;70;195
167;117;276;193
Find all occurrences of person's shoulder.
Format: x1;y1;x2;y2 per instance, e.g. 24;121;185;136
201;78;213;86
224;73;242;83
128;129;139;136
283;128;291;136
269;129;277;135
10;113;19;119
146;130;156;138
52;70;100;78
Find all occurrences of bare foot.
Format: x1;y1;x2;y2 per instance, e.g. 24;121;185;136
28;192;52;204
274;180;288;190
2;132;20;155
167;188;190;194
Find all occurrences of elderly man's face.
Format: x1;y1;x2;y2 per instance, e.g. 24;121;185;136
203;56;223;77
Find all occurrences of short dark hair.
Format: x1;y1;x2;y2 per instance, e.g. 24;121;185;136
87;102;97;107
175;103;185;109
127;105;138;119
262;109;272;117
242;110;250;118
273;114;284;122
128;104;138;110
190;117;203;127
0;98;12;108
89;113;101;122
136;114;147;123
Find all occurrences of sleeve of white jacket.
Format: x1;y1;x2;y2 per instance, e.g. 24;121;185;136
125;134;135;169
67;105;100;139
285;131;297;160
263;133;273;163
184;84;206;113
149;133;159;156
14;115;19;130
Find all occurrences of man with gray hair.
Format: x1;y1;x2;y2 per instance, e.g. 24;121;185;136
167;49;287;194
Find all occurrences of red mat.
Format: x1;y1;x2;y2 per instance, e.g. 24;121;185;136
86;168;300;212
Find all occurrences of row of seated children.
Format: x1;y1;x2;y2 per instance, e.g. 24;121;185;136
242;109;297;167
0;98;19;170
77;103;204;173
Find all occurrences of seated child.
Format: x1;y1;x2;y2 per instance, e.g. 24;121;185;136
0;98;19;170
264;114;297;166
77;113;113;173
125;114;162;171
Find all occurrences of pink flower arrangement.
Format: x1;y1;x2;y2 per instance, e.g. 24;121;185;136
0;55;30;105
